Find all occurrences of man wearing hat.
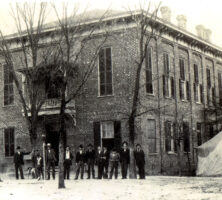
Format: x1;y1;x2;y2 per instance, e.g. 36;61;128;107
75;145;86;180
14;146;30;179
46;143;56;180
64;146;73;180
85;144;95;179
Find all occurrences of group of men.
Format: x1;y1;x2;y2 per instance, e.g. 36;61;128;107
13;141;146;180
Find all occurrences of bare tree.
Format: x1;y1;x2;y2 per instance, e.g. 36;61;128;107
0;2;55;147
50;3;111;188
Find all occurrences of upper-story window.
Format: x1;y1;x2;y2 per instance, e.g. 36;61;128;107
193;64;203;104
4;64;14;106
218;72;222;106
179;59;190;101
163;53;175;98
45;78;62;99
99;47;113;96
145;47;153;94
206;68;211;105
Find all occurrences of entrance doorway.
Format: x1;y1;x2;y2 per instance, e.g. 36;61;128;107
102;138;114;152
45;123;59;165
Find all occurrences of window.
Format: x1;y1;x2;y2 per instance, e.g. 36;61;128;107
93;121;121;150
4;127;15;157
165;121;176;153
99;47;113;96
163;53;170;75
196;123;202;146
218;72;222;106
147;119;156;153
4;64;14;106
45;75;62;99
145;47;153;94
193;64;199;83
206;68;211;105
193;83;203;103
101;121;114;139
183;122;190;152
163;53;174;98
179;59;185;81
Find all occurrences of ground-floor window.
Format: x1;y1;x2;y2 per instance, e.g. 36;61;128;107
165;121;177;153
93;121;121;151
147;119;156;153
4;127;15;157
183;122;190;153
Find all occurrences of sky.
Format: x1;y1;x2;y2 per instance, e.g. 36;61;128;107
0;0;221;47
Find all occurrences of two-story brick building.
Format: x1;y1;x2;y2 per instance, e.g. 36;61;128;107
1;7;222;175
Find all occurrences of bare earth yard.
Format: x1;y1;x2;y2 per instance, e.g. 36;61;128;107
0;176;222;200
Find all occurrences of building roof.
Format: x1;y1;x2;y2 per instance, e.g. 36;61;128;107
3;9;222;57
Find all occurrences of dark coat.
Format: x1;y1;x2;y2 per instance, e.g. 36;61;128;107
75;151;86;163
14;151;30;166
134;150;145;166
120;149;130;164
46;149;56;163
85;149;95;162
103;150;109;164
95;150;104;164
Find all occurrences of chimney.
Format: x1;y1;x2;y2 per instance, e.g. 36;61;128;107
205;29;212;42
195;25;212;42
160;6;171;22
176;15;187;29
196;24;205;39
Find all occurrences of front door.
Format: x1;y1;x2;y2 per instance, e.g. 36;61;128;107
45;124;59;165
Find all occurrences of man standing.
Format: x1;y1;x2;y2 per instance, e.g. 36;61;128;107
46;143;56;180
103;146;109;179
85;144;95;179
75;145;85;180
14;146;30;179
36;152;44;180
120;142;130;179
96;146;104;179
134;144;145;179
64;146;73;180
109;148;120;179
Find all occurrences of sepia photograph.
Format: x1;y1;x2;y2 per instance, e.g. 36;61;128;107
0;0;222;199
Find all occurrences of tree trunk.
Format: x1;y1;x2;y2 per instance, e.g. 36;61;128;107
58;89;66;189
128;117;136;179
177;143;182;176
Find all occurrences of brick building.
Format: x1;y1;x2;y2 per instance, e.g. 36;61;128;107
1;7;222;175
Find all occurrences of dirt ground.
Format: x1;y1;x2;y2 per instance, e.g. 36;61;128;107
0;176;222;200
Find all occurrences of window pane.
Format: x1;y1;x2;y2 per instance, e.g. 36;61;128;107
100;84;105;96
106;48;112;71
106;84;113;95
106;71;112;84
147;119;156;153
99;49;105;72
100;72;105;84
146;70;153;94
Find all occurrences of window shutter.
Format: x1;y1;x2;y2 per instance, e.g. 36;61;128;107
186;81;190;101
10;128;14;156
163;75;166;97
93;122;101;148
171;77;175;98
179;79;182;100
193;83;197;102
200;84;204;104
165;121;171;152
114;121;121;150
183;123;190;152
173;122;177;153
212;87;215;105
